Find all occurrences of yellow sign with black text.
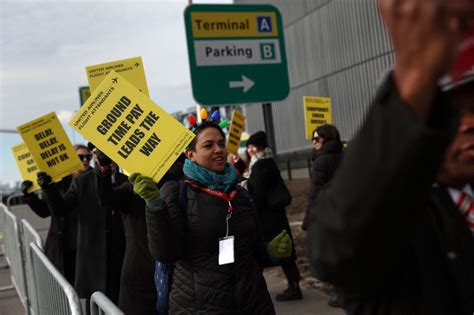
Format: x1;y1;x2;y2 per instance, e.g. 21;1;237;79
17;112;83;182
86;57;149;97
191;12;278;38
69;70;195;183
303;96;333;139
226;110;246;156
11;143;41;193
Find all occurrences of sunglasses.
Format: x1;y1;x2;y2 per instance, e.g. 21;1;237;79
78;154;92;161
312;136;320;142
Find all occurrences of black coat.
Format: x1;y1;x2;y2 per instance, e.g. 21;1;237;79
307;75;474;314
43;169;125;302
146;180;275;314
97;179;157;315
301;141;343;230
24;175;77;283
247;158;296;261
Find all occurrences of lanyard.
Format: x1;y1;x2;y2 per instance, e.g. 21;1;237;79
185;180;238;236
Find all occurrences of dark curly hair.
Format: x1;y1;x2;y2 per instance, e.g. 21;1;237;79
186;121;226;152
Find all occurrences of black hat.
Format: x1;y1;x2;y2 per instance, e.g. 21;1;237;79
247;131;268;148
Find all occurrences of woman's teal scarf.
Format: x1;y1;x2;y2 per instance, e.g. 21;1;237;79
183;159;238;193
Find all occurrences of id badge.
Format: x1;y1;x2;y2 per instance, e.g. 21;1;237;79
218;236;235;265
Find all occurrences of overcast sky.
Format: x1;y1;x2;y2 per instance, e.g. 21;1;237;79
0;0;232;186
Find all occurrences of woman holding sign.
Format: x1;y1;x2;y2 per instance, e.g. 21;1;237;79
130;115;292;314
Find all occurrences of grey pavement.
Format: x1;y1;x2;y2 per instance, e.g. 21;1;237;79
0;204;346;315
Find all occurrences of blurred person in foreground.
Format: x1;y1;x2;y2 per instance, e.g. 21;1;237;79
245;131;303;301
37;145;125;311
20;144;92;284
308;0;474;314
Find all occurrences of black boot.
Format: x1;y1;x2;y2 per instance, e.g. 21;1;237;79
275;282;303;301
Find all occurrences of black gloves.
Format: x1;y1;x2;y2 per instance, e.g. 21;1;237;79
21;180;33;195
37;172;52;189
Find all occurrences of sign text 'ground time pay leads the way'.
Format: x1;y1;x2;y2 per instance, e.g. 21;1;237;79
70;70;194;183
185;5;289;105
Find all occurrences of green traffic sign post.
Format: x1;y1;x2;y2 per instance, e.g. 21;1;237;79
184;4;290;105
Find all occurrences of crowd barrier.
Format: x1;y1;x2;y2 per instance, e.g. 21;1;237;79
90;291;124;315
0;203;28;309
0;202;124;314
29;243;82;315
21;219;44;315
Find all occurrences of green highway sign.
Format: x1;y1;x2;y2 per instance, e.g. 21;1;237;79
184;4;289;105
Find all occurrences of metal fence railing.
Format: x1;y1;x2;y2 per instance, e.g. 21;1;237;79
90;291;124;315
0;204;29;310
0;203;8;268
21;219;44;315
29;242;83;315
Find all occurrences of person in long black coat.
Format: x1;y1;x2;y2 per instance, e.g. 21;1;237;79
245;131;302;302
301;124;343;231
20;144;92;284
307;1;474;313
96;168;158;315
130;121;294;314
38;149;125;308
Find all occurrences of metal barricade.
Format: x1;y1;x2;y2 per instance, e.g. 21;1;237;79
0;203;8;268
29;242;82;315
21;219;44;315
7;192;25;207
0;204;29;311
90;291;124;315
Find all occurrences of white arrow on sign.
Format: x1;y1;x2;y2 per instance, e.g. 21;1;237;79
229;75;255;93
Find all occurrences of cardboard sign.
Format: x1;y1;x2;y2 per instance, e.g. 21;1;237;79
69;70;195;183
303;96;333;139
17;112;83;182
226;110;246;155
11;143;41;193
86;56;150;97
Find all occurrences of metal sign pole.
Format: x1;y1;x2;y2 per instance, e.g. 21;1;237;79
262;102;277;155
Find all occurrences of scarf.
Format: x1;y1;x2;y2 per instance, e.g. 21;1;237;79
183;159;238;193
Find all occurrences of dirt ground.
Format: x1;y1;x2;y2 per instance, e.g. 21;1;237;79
265;179;334;296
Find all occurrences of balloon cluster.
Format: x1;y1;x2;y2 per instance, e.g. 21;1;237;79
188;108;229;132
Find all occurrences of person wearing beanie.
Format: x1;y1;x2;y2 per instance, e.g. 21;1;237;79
245;130;303;302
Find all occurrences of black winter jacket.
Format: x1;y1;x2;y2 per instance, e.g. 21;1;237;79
302;140;343;230
97;178;157;315
308;75;474;314
146;180;275;314
23;175;77;283
43;169;125;302
247;158;297;262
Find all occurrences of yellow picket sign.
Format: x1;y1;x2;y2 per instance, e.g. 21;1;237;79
17;112;83;182
11;143;41;193
69;70;195;183
86;56;150;97
303;96;333;139
226;110;246;156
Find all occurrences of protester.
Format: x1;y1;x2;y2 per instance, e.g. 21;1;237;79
301;124;344;307
302;124;343;231
95;160;158;315
37;146;125;310
308;0;474;314
20;144;91;283
130;119;293;314
245;130;303;302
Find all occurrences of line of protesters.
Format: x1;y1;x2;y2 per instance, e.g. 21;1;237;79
20;0;474;313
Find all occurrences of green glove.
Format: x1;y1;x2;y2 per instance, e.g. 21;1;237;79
129;173;160;207
267;230;292;259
